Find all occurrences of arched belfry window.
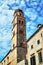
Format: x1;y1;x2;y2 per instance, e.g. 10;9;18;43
19;20;24;25
22;21;23;24
20;13;21;16
19;20;21;24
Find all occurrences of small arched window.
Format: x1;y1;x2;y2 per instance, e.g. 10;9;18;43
20;13;21;16
4;60;5;65
31;45;33;49
7;57;9;59
41;33;42;37
37;40;40;45
19;20;21;24
22;21;23;24
4;60;5;62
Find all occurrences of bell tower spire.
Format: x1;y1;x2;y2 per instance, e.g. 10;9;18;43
12;9;27;63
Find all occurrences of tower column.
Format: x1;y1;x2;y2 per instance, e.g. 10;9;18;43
12;9;27;64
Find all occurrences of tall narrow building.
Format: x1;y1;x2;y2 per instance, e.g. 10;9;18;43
12;9;27;63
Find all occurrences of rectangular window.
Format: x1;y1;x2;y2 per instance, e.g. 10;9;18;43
7;57;9;64
41;33;42;37
30;56;36;65
4;60;5;65
19;20;21;24
38;52;42;63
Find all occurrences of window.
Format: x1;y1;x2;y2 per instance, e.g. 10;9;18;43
19;30;23;34
22;21;23;24
7;57;9;64
38;52;42;63
41;33;42;37
4;60;5;65
20;43;23;47
19;20;21;24
19;20;24;25
37;40;40;45
20;13;21;16
30;56;36;65
31;45;33;49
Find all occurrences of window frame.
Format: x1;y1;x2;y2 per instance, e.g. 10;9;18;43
30;56;36;65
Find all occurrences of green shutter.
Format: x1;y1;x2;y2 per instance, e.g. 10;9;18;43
38;52;42;63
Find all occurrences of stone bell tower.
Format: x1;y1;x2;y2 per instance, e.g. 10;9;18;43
12;9;27;63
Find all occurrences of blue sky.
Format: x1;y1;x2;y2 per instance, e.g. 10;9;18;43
0;0;43;61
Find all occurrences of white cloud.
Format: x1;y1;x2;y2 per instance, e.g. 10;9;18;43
26;21;37;39
0;28;11;41
37;16;43;23
26;0;29;1
26;30;33;39
20;0;25;6
1;3;9;10
25;8;38;21
26;21;36;29
7;0;16;5
0;15;7;26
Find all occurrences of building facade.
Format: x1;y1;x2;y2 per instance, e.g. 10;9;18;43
0;9;43;65
26;24;43;65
